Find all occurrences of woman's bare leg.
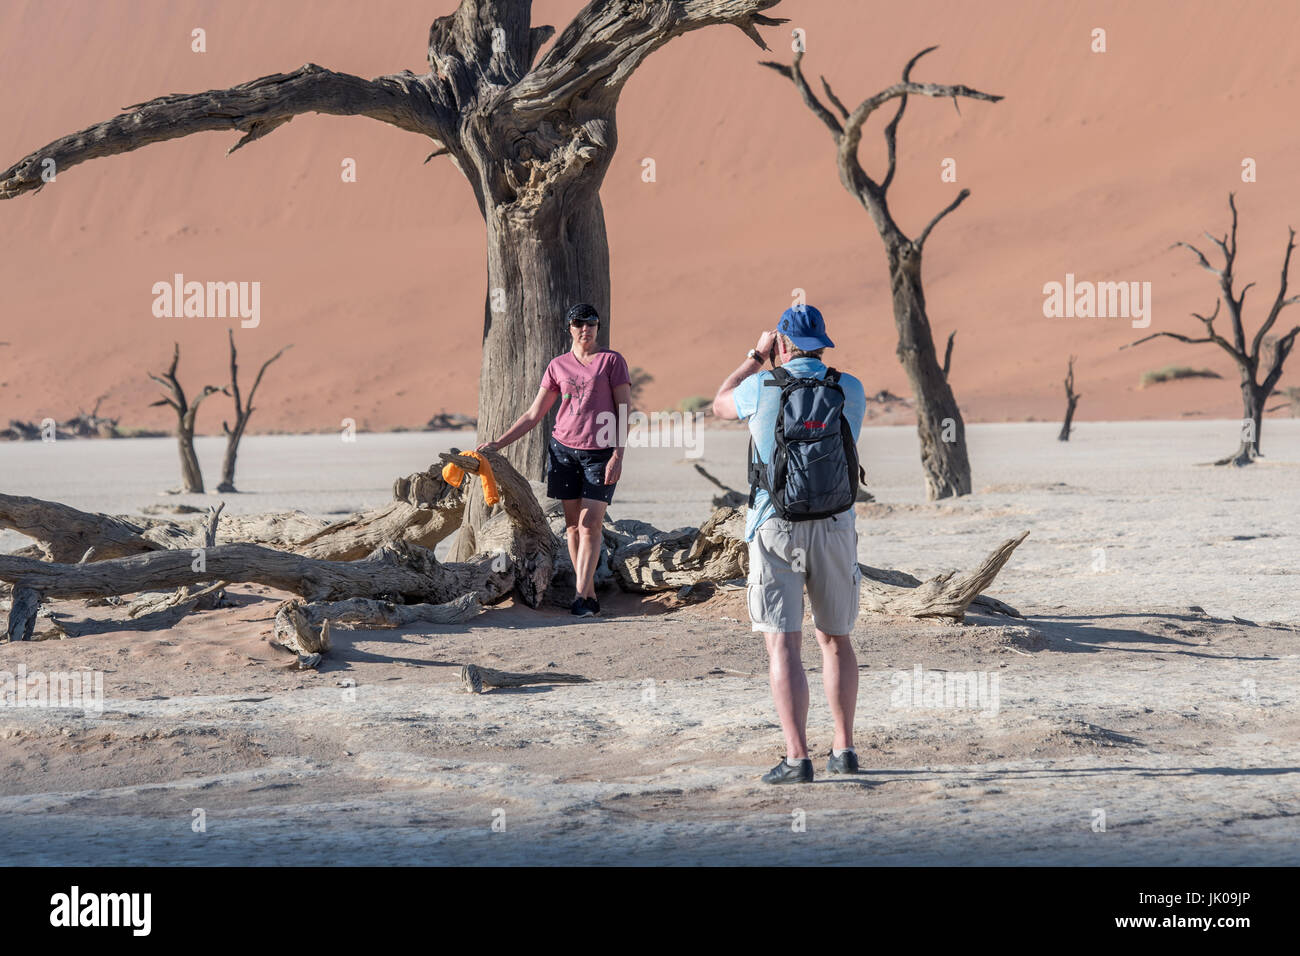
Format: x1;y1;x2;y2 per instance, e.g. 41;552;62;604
574;497;607;600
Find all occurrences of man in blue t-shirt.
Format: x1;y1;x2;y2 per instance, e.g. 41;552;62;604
713;305;867;785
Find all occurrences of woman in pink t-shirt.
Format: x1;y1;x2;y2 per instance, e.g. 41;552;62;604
477;303;631;618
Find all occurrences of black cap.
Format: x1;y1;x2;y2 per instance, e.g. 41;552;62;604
565;303;600;326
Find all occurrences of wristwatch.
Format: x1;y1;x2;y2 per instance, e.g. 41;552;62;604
747;348;764;363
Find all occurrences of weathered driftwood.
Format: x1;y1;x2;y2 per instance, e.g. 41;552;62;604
459;663;589;695
273;601;334;666
613;507;747;592
437;450;555;608
133;503;230;618
127;581;227;620
0;493;163;563
609;503;1025;622
858;532;1028;620
0;460;469;565
0;541;466;603
0;453;550;643
292;462;468;560
272;593;480;669
6;587;40;642
281;592;481;631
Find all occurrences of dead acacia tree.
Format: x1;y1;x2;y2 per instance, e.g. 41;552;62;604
763;47;1001;499
1125;194;1300;466
217;329;290;493
0;0;786;487
1058;355;1080;441
148;344;220;493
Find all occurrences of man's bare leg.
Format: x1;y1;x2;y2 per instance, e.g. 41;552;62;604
816;629;857;751
765;631;809;758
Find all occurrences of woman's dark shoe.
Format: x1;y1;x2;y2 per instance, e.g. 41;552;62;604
571;598;593;617
761;758;814;784
585;597;600;616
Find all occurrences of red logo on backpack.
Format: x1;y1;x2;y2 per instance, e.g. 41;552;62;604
803;419;825;429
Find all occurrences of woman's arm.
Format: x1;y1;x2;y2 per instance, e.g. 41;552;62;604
604;382;632;485
477;386;558;451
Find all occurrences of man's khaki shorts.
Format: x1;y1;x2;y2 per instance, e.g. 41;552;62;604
746;513;862;635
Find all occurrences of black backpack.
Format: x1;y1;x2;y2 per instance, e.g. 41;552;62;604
748;366;860;521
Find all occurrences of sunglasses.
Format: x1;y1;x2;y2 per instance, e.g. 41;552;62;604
570;321;598;329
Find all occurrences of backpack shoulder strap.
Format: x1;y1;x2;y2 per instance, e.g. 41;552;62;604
822;367;841;384
764;366;791;387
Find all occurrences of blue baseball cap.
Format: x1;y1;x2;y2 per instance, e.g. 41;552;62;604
778;305;834;350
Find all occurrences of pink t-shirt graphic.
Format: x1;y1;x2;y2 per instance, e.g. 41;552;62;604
540;349;631;450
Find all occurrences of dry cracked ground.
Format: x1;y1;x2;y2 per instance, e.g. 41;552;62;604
2;587;1296;866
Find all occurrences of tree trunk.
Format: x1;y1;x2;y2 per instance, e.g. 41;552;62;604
1221;378;1267;465
177;417;204;493
473;182;612;484
889;245;971;498
216;419;245;493
1058;396;1079;442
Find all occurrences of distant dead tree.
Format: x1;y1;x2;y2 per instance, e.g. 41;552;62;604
1125;194;1299;466
628;366;654;410
1267;385;1300;416
217;329;291;493
763;46;1001;499
1058;355;1080;441
149;344;220;493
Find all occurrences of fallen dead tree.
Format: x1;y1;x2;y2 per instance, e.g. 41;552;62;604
2;447;1024;642
459;663;589;694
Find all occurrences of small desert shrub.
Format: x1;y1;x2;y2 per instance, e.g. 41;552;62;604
1140;365;1222;388
676;395;711;414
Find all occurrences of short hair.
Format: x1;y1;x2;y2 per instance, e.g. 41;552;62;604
565;303;601;325
780;333;824;360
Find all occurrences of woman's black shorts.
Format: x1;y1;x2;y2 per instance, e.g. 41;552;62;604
546;436;617;503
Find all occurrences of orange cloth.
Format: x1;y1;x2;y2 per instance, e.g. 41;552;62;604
441;451;500;506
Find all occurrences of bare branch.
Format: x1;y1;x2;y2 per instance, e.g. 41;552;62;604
1171;241;1222;277
916;189;971;249
1;65;442;200
881;46;938;193
1123;331;1216;350
1261;326;1300;394
514;0;786;114
839;80;1001;196
246;345;293;413
761;51;843;139
819;76;850;121
941;330;956;379
1251;227;1300;361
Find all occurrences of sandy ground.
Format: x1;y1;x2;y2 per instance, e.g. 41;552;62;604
1;423;1298;864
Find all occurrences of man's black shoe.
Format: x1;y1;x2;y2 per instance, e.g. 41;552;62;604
826;750;860;775
571;598;593;617
761;758;813;784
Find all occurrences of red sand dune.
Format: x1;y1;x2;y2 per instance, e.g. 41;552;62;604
2;0;1298;434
